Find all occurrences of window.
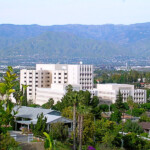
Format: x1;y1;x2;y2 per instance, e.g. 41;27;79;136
59;77;61;79
54;77;56;79
41;85;43;87
24;72;26;74
29;93;32;95
54;73;56;75
59;73;61;75
29;89;32;91
36;73;38;75
64;73;67;75
59;81;61;83
54;81;56;83
29;81;32;83
47;84;50;86
64;77;67;79
36;77;38;79
29;72;32;74
36;81;38;83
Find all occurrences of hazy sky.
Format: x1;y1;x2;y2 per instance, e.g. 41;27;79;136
0;0;150;25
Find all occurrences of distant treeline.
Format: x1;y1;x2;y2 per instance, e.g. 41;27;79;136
94;70;150;85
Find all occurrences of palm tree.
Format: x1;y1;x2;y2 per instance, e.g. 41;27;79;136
78;105;91;150
127;96;135;117
65;84;73;93
69;91;84;150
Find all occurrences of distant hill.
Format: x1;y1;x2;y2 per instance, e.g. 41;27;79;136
1;23;150;59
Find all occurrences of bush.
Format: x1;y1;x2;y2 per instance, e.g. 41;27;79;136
0;132;20;150
126;108;145;117
124;120;144;134
140;132;149;138
123;133;150;150
50;122;68;141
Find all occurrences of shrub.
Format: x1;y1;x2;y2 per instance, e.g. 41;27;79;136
0;132;20;150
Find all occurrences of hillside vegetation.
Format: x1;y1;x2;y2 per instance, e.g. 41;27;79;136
1;23;150;58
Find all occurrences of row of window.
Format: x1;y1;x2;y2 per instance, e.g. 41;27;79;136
80;67;92;72
54;73;67;75
80;82;92;84
54;77;67;79
80;73;92;76
24;72;50;75
82;87;92;89
80;78;92;80
54;81;67;84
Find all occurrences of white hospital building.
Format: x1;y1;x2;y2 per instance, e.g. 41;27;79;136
20;63;147;105
96;84;147;104
20;63;93;105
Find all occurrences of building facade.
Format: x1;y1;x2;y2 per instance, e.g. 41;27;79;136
20;63;93;104
96;84;146;104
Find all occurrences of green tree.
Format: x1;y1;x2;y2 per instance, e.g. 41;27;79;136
21;88;28;106
28;103;40;108
31;113;47;137
0;66;18;101
141;103;150;110
95;119;121;143
81;113;95;145
139;112;150;122
69;91;84;150
65;84;73;93
42;98;54;109
77;105;91;150
0;67;18;133
110;109;122;123
61;106;73;120
126;108;145;117
124;120;144;134
123;133;150;150
99;104;109;112
115;91;124;111
50;122;68;141
127;96;134;116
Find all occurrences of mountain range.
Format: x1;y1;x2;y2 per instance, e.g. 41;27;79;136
1;23;150;62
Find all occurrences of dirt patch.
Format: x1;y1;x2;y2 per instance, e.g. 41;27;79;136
19;142;44;150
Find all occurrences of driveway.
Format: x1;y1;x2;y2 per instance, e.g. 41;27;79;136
9;131;33;143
